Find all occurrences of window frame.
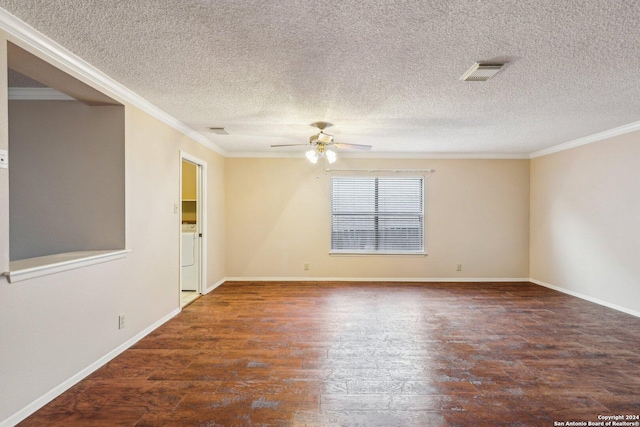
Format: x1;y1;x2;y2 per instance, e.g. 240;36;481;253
330;175;426;255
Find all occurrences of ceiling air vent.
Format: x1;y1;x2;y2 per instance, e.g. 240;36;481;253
208;127;229;135
460;63;505;82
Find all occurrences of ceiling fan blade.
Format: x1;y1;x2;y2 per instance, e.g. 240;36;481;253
333;142;372;150
270;144;310;147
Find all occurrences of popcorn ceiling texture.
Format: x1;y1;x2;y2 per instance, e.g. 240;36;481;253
2;0;640;155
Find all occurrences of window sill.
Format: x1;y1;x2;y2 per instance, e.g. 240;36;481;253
4;249;130;283
330;251;427;256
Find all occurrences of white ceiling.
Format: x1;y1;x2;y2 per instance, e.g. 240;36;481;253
2;1;640;156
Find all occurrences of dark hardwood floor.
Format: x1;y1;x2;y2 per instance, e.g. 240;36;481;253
20;281;640;426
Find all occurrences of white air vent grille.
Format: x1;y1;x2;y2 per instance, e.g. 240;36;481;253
208;127;229;135
460;63;505;81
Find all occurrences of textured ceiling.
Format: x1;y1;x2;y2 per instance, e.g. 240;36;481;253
2;1;640;156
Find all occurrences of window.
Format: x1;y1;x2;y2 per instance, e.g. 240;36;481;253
331;176;424;254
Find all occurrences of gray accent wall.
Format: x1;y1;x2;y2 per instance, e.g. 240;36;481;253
8;100;125;260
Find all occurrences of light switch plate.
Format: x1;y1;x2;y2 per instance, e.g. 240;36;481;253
0;149;7;169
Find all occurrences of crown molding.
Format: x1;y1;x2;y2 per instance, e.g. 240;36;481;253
226;150;530;159
337;151;530;159
529;120;640;159
4;7;637;161
225;151;306;159
0;7;227;156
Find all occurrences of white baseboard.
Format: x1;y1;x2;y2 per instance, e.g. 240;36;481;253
529;279;640;318
223;276;530;283
204;278;226;294
221;277;640;318
1;308;181;427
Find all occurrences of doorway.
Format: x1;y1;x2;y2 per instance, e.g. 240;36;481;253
180;152;207;307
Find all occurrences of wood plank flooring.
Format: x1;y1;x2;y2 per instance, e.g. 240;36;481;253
20;281;640;426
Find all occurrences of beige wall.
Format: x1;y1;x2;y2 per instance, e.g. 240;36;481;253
530;132;640;313
0;37;226;422
226;157;530;279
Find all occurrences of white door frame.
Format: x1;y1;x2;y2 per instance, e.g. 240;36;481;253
179;151;207;302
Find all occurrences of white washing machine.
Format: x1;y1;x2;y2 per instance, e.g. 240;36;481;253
181;224;199;291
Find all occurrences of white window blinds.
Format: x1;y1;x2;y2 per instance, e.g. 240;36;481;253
331;177;424;254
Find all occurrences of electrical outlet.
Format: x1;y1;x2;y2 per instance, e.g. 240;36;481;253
456;264;462;272
304;262;309;271
118;314;125;329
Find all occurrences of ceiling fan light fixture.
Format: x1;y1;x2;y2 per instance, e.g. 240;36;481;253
271;121;369;162
317;132;333;144
326;149;337;164
305;149;319;164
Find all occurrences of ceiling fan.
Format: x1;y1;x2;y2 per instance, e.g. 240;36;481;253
271;122;372;163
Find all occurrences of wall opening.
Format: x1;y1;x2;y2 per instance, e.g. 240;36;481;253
6;42;125;277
